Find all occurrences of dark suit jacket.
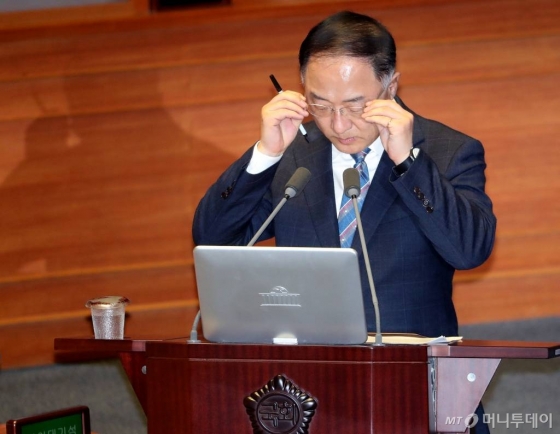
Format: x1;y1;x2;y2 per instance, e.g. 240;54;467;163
192;98;496;337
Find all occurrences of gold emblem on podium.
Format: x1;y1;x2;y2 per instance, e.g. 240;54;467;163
244;374;318;434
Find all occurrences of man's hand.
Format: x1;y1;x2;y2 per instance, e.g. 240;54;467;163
362;98;414;164
259;91;308;157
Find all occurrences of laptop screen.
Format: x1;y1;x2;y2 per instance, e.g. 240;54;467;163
193;245;368;345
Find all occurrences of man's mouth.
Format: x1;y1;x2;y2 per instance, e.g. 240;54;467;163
337;137;356;145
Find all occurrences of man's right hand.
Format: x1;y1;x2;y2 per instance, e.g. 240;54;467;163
259;91;308;157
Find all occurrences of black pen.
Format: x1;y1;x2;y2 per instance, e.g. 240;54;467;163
269;74;309;142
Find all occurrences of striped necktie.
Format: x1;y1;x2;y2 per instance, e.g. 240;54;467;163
338;149;371;248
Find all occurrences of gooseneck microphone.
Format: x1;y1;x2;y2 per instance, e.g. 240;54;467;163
188;167;312;343
343;167;361;198
247;167;312;246
343;168;383;346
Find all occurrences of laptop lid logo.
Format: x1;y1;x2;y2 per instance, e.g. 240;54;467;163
260;286;301;307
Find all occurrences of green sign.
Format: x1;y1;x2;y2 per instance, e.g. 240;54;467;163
20;413;83;434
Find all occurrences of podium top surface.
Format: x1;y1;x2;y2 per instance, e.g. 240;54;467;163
428;339;560;359
54;337;560;360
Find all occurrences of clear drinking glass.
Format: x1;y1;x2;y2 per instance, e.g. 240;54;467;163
85;296;129;339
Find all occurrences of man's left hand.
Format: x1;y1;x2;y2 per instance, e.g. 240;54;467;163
362;98;414;164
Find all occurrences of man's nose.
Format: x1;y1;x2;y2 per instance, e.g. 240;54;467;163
331;111;352;134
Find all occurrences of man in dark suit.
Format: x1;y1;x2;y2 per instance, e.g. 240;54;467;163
193;11;496;431
193;10;496;336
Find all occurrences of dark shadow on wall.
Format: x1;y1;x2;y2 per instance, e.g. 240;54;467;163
0;69;234;278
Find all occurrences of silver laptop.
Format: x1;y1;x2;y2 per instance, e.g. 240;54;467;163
193;245;368;345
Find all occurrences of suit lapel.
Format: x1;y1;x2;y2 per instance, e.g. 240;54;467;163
295;134;340;248
349;105;426;250
350;152;398;250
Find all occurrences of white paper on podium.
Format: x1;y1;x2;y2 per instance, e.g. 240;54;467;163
366;334;463;345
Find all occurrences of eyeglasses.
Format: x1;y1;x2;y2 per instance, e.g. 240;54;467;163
308;104;365;119
307;86;389;120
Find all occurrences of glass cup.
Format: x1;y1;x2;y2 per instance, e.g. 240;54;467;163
85;296;130;339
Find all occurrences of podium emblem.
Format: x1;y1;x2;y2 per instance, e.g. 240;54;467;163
244;374;318;434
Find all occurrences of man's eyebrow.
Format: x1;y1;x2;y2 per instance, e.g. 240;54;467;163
342;96;366;104
308;92;365;104
309;91;328;102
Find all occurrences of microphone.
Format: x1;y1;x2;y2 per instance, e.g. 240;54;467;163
247;167;311;246
343;168;383;346
188;167;312;343
343;166;360;198
284;166;312;199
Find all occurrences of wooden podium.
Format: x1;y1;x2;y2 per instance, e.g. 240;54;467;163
54;337;560;434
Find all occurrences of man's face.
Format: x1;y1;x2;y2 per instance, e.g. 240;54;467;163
303;55;395;154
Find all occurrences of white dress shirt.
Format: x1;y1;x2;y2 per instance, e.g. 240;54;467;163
247;138;384;212
331;138;384;210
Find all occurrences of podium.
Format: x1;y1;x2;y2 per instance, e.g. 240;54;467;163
54;337;560;434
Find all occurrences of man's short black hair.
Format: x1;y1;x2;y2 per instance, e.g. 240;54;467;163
299;11;396;85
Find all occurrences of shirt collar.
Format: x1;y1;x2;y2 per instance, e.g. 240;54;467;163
331;136;384;163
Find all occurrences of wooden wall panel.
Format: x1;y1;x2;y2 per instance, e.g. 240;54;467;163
454;274;560;324
0;1;150;31
0;0;559;368
1;0;559;81
0;0;495;38
0;265;197;321
2;35;559;120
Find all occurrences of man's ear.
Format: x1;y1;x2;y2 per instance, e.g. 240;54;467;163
388;72;400;99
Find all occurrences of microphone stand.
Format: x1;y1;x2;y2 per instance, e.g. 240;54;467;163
247;196;288;247
351;196;383;346
247;167;311;246
187;310;202;343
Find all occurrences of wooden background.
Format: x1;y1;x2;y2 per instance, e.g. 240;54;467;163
0;0;559;369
